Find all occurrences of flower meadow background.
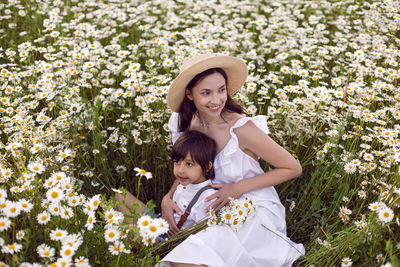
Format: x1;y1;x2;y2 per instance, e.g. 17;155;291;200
0;0;399;265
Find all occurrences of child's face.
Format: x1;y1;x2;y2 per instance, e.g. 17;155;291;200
173;153;206;186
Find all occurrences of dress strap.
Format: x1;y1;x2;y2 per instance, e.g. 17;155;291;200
168;112;182;144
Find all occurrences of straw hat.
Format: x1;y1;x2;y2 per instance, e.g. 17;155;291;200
167;54;248;112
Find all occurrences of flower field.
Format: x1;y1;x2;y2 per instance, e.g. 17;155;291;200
0;0;399;266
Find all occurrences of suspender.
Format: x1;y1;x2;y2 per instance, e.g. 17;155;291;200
176;185;214;230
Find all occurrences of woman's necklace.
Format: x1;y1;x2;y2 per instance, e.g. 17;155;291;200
197;111;224;127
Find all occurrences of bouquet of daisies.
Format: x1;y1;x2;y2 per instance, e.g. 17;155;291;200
151;195;257;257
207;196;257;232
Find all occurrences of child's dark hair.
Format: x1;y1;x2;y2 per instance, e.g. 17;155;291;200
171;130;217;180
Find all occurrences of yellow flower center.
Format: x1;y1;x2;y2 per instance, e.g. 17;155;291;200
150;226;157;232
64;249;71;256
51;191;59;198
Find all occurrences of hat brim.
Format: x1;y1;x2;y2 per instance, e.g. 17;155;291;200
167;55;248;112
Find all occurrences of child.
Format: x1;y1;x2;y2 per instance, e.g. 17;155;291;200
115;130;217;231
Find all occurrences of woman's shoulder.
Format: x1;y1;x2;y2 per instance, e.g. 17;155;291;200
231;114;270;135
224;110;246;127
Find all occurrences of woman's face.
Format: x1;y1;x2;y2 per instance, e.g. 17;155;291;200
185;72;227;118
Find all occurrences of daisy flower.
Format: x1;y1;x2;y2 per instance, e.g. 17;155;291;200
50;228;68;241
19;199;33;213
289;200;296;211
37;211;51;225
376;253;384;262
48;202;62;216
3;200;21;218
219;208;234;225
354;219;367;229
30;143;43;154
89;194;101;210
146;219;166;238
341;257;352;267
363;153;374;161
2;242;22;254
56;148;72;162
16;230;24;240
27;161;45;174
1;168;12;179
60;245;76;259
344;162;357;174
108;132;119;143
358;190;367;199
85;211;96;230
75;256;90;266
37;243;55;258
0;188;7;200
378;207;394;223
137;215;152;230
60;206;74;219
104;227;120;243
108;241;123;255
134;167;153;180
368;202;382;211
0;217;11;232
46;187;64;203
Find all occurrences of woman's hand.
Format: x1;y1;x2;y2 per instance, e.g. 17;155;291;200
205;183;244;211
161;194;182;235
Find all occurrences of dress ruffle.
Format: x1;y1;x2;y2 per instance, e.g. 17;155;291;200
217;115;270;159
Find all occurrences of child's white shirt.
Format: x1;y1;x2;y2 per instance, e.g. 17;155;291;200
172;180;216;229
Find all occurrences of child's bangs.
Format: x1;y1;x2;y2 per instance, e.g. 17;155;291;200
171;139;193;162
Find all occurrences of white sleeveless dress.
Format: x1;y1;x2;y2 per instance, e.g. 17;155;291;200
161;112;305;267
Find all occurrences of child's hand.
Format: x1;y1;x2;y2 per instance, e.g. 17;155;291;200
161;194;182;235
205;183;243;211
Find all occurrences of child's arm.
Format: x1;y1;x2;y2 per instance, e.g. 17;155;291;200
114;191;146;224
161;179;182;234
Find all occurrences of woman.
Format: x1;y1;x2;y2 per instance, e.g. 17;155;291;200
161;54;305;266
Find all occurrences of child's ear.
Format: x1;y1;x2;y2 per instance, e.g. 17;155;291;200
207;162;213;171
185;88;193;101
